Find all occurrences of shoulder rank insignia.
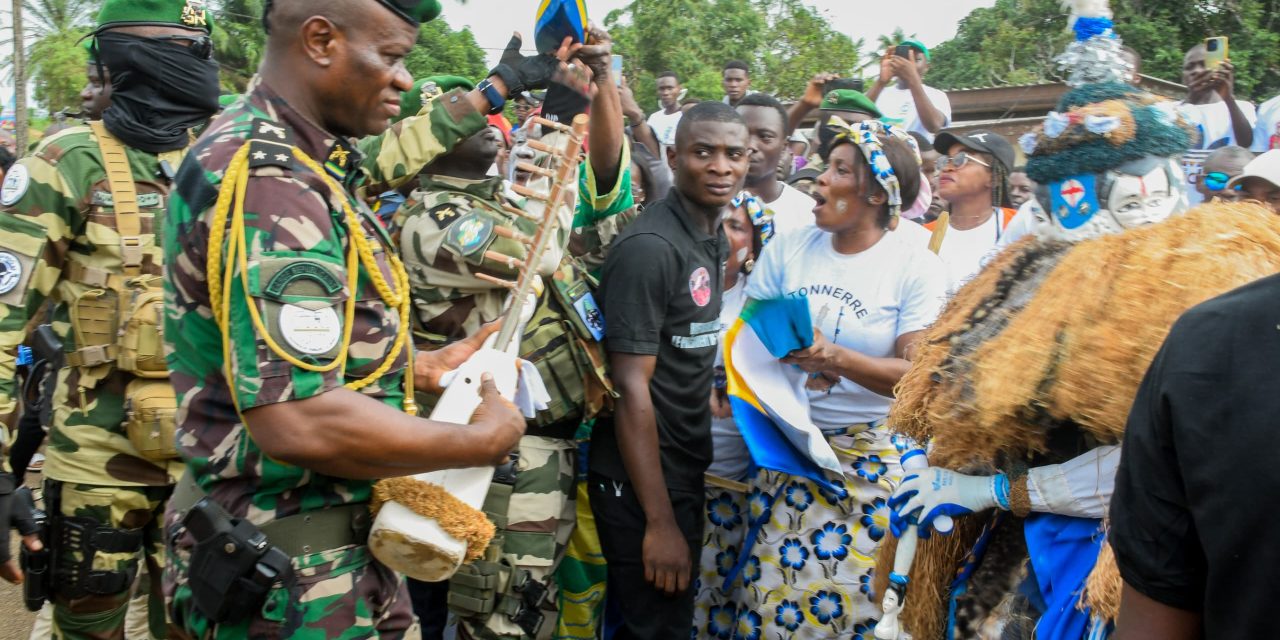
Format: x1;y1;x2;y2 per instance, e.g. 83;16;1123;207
427;203;462;229
443;211;495;257
324;138;360;184
247;118;295;169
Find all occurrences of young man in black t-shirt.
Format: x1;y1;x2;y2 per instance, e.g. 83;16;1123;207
1110;273;1280;639
590;102;749;639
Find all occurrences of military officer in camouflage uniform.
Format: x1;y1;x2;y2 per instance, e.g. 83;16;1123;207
393;29;635;639
0;2;221;637
161;0;581;637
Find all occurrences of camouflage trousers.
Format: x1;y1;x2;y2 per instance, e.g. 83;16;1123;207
46;480;172;640
166;535;414;639
455;435;578;640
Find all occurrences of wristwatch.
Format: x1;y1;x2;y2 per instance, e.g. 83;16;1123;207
476;78;506;115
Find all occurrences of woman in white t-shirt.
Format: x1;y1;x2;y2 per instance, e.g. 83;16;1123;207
929;129;1018;293
710;122;946;639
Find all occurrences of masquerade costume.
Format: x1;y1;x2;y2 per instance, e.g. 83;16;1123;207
873;3;1280;639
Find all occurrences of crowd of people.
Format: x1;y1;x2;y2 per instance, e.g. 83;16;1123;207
0;1;1279;640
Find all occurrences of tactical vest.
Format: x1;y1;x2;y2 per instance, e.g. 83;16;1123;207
64;122;182;461
521;256;614;434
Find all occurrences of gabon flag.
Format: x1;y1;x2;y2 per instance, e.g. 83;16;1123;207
723;297;845;496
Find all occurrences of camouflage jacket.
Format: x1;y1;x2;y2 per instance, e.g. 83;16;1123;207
0;124;189;486
163;79;486;522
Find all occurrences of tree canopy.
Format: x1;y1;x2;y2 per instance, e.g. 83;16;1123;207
605;0;868;112
9;0;96;114
926;0;1279;101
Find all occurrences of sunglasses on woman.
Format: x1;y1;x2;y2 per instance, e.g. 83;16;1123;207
1201;171;1243;192
935;151;991;174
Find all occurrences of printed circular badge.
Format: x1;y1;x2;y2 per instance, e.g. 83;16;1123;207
278;304;342;355
689;266;712;307
1;165;30;206
0;251;22;294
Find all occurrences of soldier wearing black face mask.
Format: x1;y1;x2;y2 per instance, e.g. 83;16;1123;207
0;2;220;638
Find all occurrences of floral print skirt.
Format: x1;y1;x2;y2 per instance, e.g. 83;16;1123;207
692;422;914;640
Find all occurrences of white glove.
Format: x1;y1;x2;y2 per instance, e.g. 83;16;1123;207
889;468;1008;539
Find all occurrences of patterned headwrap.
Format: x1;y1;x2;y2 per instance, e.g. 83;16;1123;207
732;190;773;249
825;117;921;226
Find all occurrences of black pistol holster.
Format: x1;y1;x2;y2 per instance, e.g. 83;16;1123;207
183;497;294;624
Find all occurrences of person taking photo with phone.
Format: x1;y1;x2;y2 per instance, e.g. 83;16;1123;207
1177;39;1257;205
867;39;951;141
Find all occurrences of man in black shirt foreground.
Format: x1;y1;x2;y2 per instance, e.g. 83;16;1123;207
589;101;748;638
1111;272;1280;639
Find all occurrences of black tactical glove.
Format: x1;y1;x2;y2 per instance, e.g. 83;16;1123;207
540;66;592;125
489;33;564;96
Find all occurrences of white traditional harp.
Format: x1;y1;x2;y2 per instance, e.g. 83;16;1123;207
369;114;590;582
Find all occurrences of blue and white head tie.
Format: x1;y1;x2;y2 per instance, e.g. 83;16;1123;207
826;117;920;226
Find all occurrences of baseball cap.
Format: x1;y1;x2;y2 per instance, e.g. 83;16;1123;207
1226;150;1280;191
934;129;1015;172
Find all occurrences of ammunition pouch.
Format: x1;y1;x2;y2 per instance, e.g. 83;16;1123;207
183;497;295;625
52;515;144;599
116;276;168;378
448;556;549;638
124;378;179;461
67;275;168;376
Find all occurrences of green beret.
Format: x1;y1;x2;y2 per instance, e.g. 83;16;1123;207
820;90;882;119
901;39;931;62
96;0;212;33
394;75;474;124
374;0;443;26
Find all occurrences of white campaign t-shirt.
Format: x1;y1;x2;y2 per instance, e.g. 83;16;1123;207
746;227;947;429
646;109;683;151
708;278;751;480
936;213;1004;293
1178;100;1258;205
876;83;952;142
764;183;817;238
1253;95;1280;152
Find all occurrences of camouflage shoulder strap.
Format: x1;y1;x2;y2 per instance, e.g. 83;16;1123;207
89;121;144;277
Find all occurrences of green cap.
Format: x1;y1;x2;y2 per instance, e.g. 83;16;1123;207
395;75;474;123
901;38;931;62
820;90;882;119
374;0;443;26
96;0;212;33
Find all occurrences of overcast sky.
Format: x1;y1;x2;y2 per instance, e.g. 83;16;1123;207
441;0;999;68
